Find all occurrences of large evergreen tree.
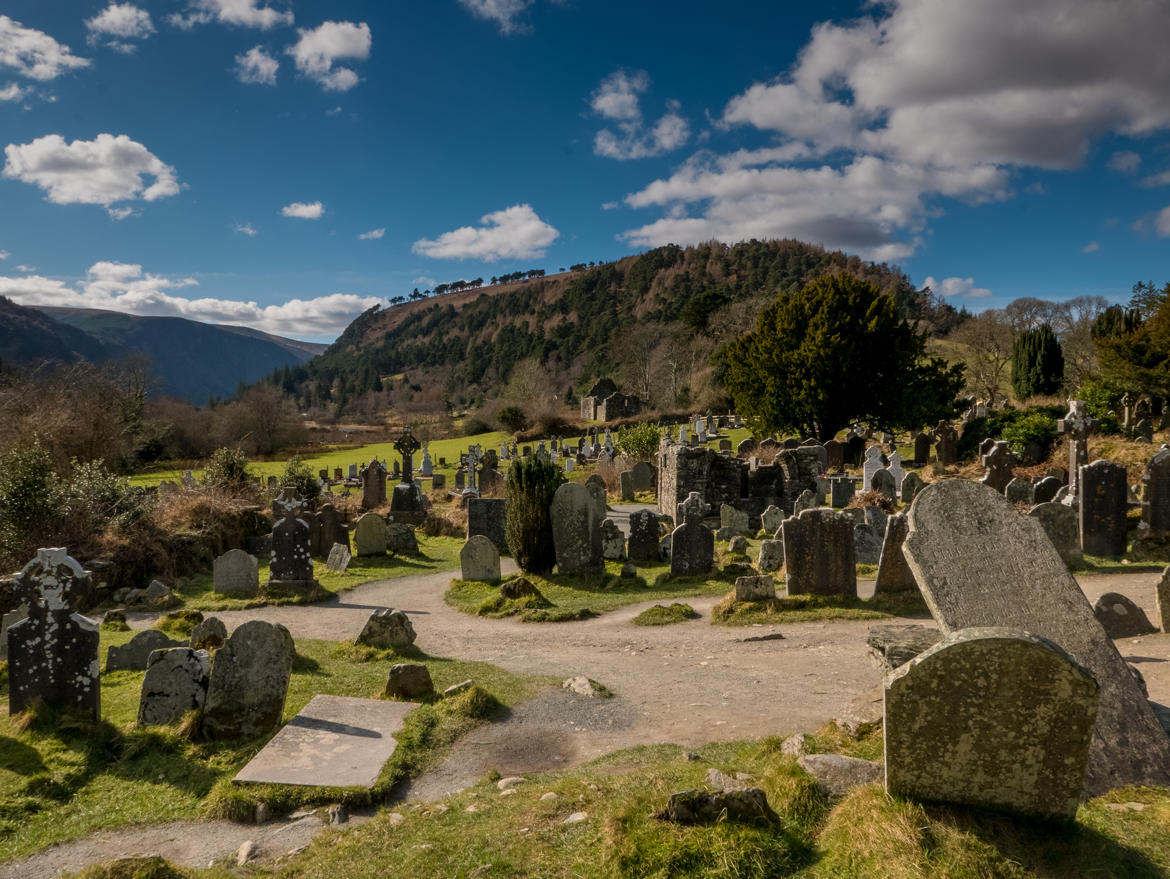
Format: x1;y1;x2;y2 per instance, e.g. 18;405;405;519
723;273;964;439
1095;287;1170;397
1010;323;1064;399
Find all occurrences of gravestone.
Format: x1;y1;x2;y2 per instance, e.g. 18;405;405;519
830;477;855;508
676;491;709;526
601;518;626;560
782;509;855;596
585;474;608;516
106;629;182;672
202;620;295;740
874;512;916;593
1092;592;1157;638
824;439;844;472
886;451;906;492
357;608;416;649
333;467;343;483
420;446;432;477
627;510;661;564
461;534;501;582
432;472;447;490
863;505;888;533
455;470;465;491
932;421;958;466
719;504;749;536
669;514;715;577
190;617;227;651
326;542;351;573
317;504;348;554
902;479;1170;795
899;471;925;506
631;461;654;492
854;523;884;565
267;490;320;598
870;469;896;503
737;438;757;457
757;539;784;573
550;483;604;574
734;575;775;602
1005;477;1034;505
619;470;635;502
385;522;418;554
1135;419;1154;443
1156;566;1170;632
1033;476;1063;504
862;445;884;492
980;441;1018;493
1079;460;1128;557
761;505;784;535
7;549;99;718
912;432;931;466
1141;448;1170;536
467;497;507;553
353;512;387;556
1057;400;1096;496
213;548;259;597
390;428;425;523
137;647;211;726
846;435;865;468
1029;502;1082;566
885;628;1099;820
360;459;387;509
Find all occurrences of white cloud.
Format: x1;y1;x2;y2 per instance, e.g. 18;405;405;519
234;221;257;236
169;0;293;30
0;250;9;259
86;4;154;52
358;227;384;240
458;0;535;35
280;201;323;219
325;105;342;116
1140;170;1170;188
413;203;559;261
3;133;181;218
1082;241;1101;253
15;264;34;272
0;82;22;101
1108;150;1141;174
0;261;379;337
288;21;370;92
235;46;278;85
411;275;437;287
590;70;689;161
0;15;90;80
591;69;647;121
108;206;138;220
622;1;1170;259
1156;206;1170;238
923;276;993;299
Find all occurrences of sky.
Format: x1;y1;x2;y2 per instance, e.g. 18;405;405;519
0;0;1169;342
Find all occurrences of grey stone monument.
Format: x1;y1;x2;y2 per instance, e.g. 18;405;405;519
782;509;855;597
202;620;295;740
1079;459;1128;557
550;482;604;574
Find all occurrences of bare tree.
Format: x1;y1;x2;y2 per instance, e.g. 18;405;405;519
950;309;1015;406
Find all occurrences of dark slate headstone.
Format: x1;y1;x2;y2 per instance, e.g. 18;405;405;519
932;421;957;466
782;509;855;596
846;435;865;468
1093;592;1158;639
1032;476;1063;505
1005;477;1034;505
1141;448;1170;536
317;504;348;554
360;459;387;509
137;647;211;726
267;491;320;598
7;549;99;718
628;510;661;564
1029;502;1082;566
202;620;295;740
912;432;931;466
899;471;925;507
903;479;1170;796
980;440;1018;493
824;439;844;472
467;497;507;553
885;627;1099;820
737;437;757;458
829;477;854;508
669;518;714;577
631;461;655;492
1079;459;1128;557
874;513;916;593
853;522;883;565
106;629;183;672
870;469;896;502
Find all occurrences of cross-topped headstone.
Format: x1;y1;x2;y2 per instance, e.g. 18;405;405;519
980;440;1018;494
394;427;421;485
1057;399;1096;496
464;444;482;494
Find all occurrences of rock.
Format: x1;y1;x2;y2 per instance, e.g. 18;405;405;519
540;792;557;801
386;663;433;699
327;804;348;825
620;563;636;578
142;579;180;610
189;616;227;651
106;629;183;672
237;841;257;866
500;577;539;600
866;624;942;672
101;610;127;628
1130;663;1149;698
137;647;211;726
728;535;748;554
757;539;784;573
660;788;777;825
734;575;775;602
780;734;806;756
386;522;419;554
497;776;526;790
443;679;474;697
564;812;588;824
797;753;883;798
255;803;271;824
705;767;751;792
357;608;417;650
1093;592;1158;639
563;675;607;697
201;620;295;740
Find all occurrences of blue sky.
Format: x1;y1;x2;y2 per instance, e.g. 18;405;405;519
0;0;1169;341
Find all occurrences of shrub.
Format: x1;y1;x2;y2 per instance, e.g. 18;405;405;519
280;455;321;503
1075;379;1122;434
955;404;1066;462
461;417;493;437
614;422;662;461
496;405;528;433
201;447;251;489
504;454;564;574
1001;411;1058;458
0;438;59;566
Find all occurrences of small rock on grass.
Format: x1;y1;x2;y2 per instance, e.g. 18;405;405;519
387;813;406;826
540;792;557;801
563;676;609;697
444;679;474;697
660;789;777;825
237;841;257;866
497;776;526;790
780;733;806;756
705;768;752;793
564;812;588;824
797;753;883;797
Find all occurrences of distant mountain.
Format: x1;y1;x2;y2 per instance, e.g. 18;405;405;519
1;303;327;403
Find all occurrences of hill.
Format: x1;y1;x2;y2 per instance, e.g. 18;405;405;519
5;303;326;403
279;239;938;416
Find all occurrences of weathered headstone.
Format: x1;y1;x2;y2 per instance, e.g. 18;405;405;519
326;542;352;573
190;616;227;651
736;438;757;458
846;435;865;468
106;629;182;672
1057;400;1095;496
601;518;626;560
792;489;818;517
353;511;387;556
870;469;896;503
932;421;957;466
585;474;607;516
357;608;417;649
550;482;604;574
1141;448;1170;536
899;471;925;506
902;479;1170;795
782;509;855;596
719;503;749;537
1028;502;1083;566
619;470;635;502
761;504;784;535
853;523;883;565
669;515;714;577
829;477;855;508
980;441;1017;493
1033;476;1063;504
317;504;348;555
627;510;661;564
137;647;211;726
885;627;1099;820
213;548;259;597
912;432;931;466
757;539;784;573
824;439;844;472
202;620;295;740
862;445;883;492
386;663;433;699
1093;592;1157;639
734;575;775;602
461;534;501;582
267;490;320;598
1079;459;1128;557
886;451;906;493
874;513;916;593
360;459;387;509
1156;566;1170;632
390;428;425;523
7;549;99;718
467;497;507;553
631;461;654;493
1005;477;1034;505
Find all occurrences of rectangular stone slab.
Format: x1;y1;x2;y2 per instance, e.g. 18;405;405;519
902;479;1170;797
233;695;417;789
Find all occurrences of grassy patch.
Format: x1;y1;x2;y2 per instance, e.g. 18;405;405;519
1075;555;1168;574
632;603;699;626
0;630;550;863
153;610;204;638
710;590;929;626
170;536;463;612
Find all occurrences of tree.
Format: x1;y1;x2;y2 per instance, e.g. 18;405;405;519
505;455;564;574
1096;287;1170;397
1010;323;1064;399
614;422;661;461
950;309;1014;406
723;273;964;439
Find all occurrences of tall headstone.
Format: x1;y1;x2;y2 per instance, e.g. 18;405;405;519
829;477;855;508
980;441;1018;493
846;435;866;468
886;451;906;493
467;497;507;553
885;628;1098;820
912;432;931;466
267;490;320;598
862;445;884;492
360;459;387;509
7;549;99;718
137;647;211;726
353;512;388;556
1141;448;1170;536
317;503;348;554
420;446;433;477
782;509;855;597
870;469;896;503
761;504;784;535
390;428;425;523
631;461;655;493
627;510;661;564
669;503;714;577
1079;459;1128;557
902;479;1170;796
619;470;635;502
213;548;259;597
550;483;604;574
824;439;844;472
719;503;749;536
899;471;925;506
1057;400;1096;496
874;512;916;593
932;421;958;467
202;620;295;740
460;535;501;582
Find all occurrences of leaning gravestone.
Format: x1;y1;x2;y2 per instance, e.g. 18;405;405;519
1029;502;1082;566
1033;476;1063;505
106;629;182;673
550;483;604;574
874;513;916;593
627;510;661;564
903;479;1170;795
853;523;884;565
137;647;211;726
1079;460;1128;557
782;509;855;596
7;548;99;718
353;512;387;556
461;534;501;582
1093;592;1157;639
201;620;296;740
757;539;784;573
899;471;925;506
670;505;715;577
326;543;352;573
885;627;1099;820
213;548;259;597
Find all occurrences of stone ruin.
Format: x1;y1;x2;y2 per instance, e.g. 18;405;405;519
578;377;644;421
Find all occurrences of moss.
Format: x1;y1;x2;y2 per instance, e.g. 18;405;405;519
632;602;699;626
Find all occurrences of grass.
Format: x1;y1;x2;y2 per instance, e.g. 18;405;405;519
1076;554;1169;575
0;629;551;862
632;602;699;626
170;536;463;612
711;590;930;626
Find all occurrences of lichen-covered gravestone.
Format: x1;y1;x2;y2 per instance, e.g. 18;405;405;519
601;518;626;560
550;482;604;575
782;509;855;597
106;629;182;672
353;511;388;556
734;575;775;602
719;504;749;537
461;534;501;582
853;522;884;565
137;647;211;726
326;542;352;573
1156;566;1170;632
899;472;925;506
201;620;295;739
7;549;99;718
670;502;714;577
757;539;784;573
885;628;1099;820
212;548;258;597
467;497;507;553
1079;459;1128;557
902;479;1170;795
1029;502;1082;566
792;489;818;517
1141;448;1170;536
874;513;916;593
1005;477;1034;505
761;504;784;535
627;510;661;564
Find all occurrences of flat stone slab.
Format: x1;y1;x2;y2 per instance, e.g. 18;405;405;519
233;695;417;789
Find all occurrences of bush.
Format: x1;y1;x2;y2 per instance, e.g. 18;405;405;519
614;422;662;461
1076;379;1122;434
496;405;528;433
954;404;1065;462
201;447;251;489
504;455;565;574
461;417;493;437
1001;411;1058;458
0;438;58;566
280;455;321;503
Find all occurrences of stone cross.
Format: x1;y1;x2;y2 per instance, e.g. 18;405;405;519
886;450;906;493
980;440;1018;494
394;427;421;485
862;445;884;492
420;445;433;477
1057;399;1096;496
272;487;305;520
464;445;482;494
